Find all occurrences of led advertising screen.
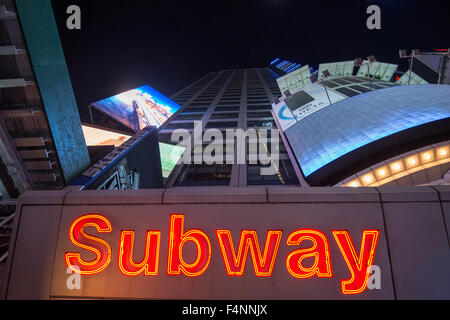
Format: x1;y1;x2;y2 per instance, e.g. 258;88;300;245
356;61;398;81
396;70;429;85
91;85;181;133
318;61;355;80
276;65;312;93
284;84;450;179
272;83;346;131
159;142;186;178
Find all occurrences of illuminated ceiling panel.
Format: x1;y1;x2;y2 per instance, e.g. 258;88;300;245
284;85;450;177
82;125;131;147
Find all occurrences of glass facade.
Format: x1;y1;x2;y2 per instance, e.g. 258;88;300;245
158;68;299;187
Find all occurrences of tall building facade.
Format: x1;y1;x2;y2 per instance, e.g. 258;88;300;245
158;68;299;187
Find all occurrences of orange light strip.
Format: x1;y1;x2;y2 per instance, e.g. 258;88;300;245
286;229;333;279
216;230;282;277
65;214;113;275
344;143;450;187
332;230;380;295
167;214;212;277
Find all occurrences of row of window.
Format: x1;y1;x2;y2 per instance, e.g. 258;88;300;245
174;159;298;186
164;120;276;130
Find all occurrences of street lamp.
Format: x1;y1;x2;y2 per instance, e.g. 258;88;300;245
399;49;421;85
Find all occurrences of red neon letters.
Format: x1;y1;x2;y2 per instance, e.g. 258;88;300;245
333;230;380;295
167;214;212;277
118;230;161;276
65;214;112;275
65;214;380;295
286;229;332;279
216;230;282;276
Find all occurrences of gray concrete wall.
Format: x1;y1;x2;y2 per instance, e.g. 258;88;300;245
2;186;449;300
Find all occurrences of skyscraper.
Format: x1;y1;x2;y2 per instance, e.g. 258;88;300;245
158;68;299;187
1;1;449;300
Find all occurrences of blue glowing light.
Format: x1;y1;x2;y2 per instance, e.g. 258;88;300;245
278;105;296;120
269;70;280;79
285;64;299;73
270;58;280;65
276;60;289;69
281;62;295;71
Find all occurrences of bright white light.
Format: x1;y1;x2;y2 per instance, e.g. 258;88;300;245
363;175;373;184
391;162;402;171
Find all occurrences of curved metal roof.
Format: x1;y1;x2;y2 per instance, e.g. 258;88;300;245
285;84;450;184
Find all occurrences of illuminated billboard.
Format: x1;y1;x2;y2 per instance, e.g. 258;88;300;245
72;127;164;190
272;83;346;131
284;85;450;181
356;61;398;81
91;85;181;133
395;70;429;85
318;61;355;80
159;142;186;178
276;65;312;93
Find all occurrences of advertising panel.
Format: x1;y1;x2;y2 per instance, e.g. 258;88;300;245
272;83;346;131
91;85;181;133
72;127;163;190
396;70;429;85
276;65;312;93
284;85;450;179
318;61;355;80
159;142;186;178
357;61;398;81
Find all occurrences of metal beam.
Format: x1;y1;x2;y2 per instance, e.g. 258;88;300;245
0;79;26;88
0;109;42;119
0;6;16;20
0;46;25;56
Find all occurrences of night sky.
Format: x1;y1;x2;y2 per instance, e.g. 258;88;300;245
50;0;448;122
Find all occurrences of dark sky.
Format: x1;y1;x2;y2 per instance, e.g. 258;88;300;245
50;0;448;122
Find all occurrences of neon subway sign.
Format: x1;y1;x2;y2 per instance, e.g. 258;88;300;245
65;214;380;295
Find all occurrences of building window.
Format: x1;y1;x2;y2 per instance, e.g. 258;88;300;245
247;159;298;185
206;121;238;129
247;105;272;111
215;106;240;112
176;164;232;186
175;113;204;120
182;107;208;112
247;120;276;128
164;122;195;130
247;111;273;118
210;113;239;120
